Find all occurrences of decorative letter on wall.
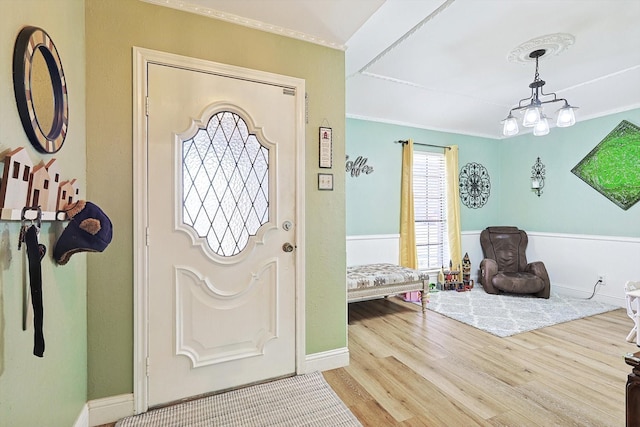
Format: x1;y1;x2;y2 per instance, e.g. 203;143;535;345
571;120;640;210
459;162;491;209
345;155;374;177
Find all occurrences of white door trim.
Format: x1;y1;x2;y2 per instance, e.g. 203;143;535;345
132;47;306;414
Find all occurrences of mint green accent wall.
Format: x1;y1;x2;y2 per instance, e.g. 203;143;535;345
86;0;346;399
346;118;501;234
347;110;640;240
499;109;640;237
0;1;87;426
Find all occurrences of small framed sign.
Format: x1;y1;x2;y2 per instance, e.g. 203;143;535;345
319;127;332;168
318;173;333;191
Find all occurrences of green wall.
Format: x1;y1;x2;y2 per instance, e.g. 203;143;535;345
347;110;640;238
499;109;640;237
346;118;500;235
0;1;87;426
86;0;346;400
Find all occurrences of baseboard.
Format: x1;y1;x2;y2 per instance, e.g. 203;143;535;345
73;403;89;427
305;347;349;373
88;393;135;426
552;283;625;307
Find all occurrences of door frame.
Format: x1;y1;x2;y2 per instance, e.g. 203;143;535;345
132;47;306;413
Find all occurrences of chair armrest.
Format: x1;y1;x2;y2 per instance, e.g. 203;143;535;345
526;261;551;299
480;258;499;294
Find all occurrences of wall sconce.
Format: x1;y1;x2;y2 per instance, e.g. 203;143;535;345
531;157;545;196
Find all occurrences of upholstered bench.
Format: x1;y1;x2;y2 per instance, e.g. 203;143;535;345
347;263;429;312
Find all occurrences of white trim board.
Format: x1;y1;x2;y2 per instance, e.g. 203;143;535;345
84;394;134;426
73;404;89;427
305;347;350;373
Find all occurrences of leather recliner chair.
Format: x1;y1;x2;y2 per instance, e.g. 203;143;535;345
479;226;550;298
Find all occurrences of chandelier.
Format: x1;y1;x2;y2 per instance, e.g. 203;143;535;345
502;49;577;137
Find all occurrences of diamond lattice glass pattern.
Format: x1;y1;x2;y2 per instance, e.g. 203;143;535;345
182;111;269;256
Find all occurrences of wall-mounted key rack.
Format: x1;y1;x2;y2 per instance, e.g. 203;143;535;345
0;147;79;221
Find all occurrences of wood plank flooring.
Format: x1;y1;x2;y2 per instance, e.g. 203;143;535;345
323;297;638;427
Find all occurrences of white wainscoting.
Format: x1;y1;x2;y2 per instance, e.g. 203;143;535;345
350;231;639;307
464;230;638;307
346;234;400;266
525;231;639;307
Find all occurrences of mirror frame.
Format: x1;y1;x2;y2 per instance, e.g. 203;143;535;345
13;26;68;154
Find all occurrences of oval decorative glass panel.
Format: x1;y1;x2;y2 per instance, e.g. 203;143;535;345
182;111;270;257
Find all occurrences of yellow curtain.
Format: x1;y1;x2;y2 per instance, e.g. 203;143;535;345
399;139;418;269
445;145;462;270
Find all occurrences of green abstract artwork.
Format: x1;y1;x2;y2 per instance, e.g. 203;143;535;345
571;120;640;210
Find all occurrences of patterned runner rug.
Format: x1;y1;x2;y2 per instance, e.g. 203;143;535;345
116;372;361;427
425;285;619;337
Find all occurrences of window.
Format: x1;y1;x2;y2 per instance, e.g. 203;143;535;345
413;150;449;270
182;111;269;257
23;166;31;182
12;162;20;179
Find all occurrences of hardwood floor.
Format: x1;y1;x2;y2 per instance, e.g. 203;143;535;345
323;297;637;427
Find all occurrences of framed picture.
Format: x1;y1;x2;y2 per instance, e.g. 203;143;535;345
318;173;333;191
319;127;332;168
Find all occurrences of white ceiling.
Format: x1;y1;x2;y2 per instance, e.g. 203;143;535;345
144;0;640;139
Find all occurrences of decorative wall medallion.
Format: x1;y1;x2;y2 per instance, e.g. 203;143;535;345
13;26;68;153
571;120;640;210
459;162;491;209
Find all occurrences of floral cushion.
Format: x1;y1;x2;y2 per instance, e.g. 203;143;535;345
347;263;428;291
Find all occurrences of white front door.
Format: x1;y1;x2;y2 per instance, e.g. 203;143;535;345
137;50;305;408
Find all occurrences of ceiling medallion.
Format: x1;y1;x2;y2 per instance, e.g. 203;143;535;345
507;33;575;64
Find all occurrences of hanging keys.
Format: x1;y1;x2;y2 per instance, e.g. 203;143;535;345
19;206;43;250
18;225;27;250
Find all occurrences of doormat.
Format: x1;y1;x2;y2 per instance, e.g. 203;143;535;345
116;371;362;426
424;285;619;337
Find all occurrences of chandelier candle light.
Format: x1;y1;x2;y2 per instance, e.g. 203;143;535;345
502;49;578;137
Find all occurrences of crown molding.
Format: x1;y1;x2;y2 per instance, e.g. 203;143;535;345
141;0;346;50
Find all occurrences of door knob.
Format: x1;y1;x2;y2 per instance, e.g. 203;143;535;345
282;243;294;253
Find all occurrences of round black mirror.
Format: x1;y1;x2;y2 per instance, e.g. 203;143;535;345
13;26;68;154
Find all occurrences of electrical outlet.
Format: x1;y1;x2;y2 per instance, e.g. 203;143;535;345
598;274;606;286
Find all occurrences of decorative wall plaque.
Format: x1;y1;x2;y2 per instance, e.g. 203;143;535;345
459;162;491;209
319;127;332;168
571;120;640;210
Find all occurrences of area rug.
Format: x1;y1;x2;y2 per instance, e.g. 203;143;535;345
116;371;362;427
424;285;619;337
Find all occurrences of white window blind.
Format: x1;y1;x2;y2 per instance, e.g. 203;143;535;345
413;151;449;271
